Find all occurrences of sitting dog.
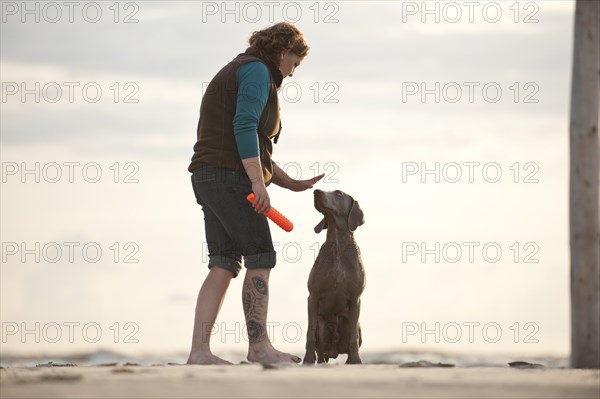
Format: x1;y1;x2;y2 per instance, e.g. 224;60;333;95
303;189;365;364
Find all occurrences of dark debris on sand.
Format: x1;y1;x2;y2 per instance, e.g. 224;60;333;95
399;360;456;368
36;362;77;368
508;361;545;369
261;363;297;370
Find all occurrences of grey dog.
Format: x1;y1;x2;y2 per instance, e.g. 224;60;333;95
303;189;366;364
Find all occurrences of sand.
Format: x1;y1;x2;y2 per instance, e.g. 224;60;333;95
1;364;598;399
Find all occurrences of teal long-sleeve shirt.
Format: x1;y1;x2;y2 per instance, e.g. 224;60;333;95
233;61;271;160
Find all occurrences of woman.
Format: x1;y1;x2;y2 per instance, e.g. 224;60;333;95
187;22;323;365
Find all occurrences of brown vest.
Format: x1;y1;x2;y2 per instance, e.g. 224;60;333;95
188;53;281;186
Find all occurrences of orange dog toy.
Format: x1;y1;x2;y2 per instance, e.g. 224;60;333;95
247;193;294;232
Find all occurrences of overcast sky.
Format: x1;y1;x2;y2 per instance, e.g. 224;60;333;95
1;1;577;360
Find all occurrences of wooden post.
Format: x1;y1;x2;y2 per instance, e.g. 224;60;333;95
570;0;600;369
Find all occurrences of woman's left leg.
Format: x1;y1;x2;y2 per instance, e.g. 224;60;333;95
243;268;301;364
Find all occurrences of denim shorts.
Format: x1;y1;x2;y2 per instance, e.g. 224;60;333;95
190;166;276;277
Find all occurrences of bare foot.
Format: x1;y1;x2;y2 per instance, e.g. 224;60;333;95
187;351;232;365
247;344;301;364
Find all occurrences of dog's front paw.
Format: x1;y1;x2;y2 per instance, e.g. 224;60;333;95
346;353;362;364
302;351;316;365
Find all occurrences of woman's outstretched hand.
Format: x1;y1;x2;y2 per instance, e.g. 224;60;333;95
286;173;325;192
272;163;325;192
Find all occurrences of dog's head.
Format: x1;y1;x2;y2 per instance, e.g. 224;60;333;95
314;189;364;233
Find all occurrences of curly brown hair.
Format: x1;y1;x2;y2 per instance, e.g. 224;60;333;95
248;22;309;67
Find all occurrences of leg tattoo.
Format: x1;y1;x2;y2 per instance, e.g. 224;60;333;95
243;274;269;343
252;276;268;295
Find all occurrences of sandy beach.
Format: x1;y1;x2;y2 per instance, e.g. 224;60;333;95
1;363;598;399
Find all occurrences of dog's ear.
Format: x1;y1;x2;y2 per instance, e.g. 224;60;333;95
314;218;328;233
348;200;365;232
